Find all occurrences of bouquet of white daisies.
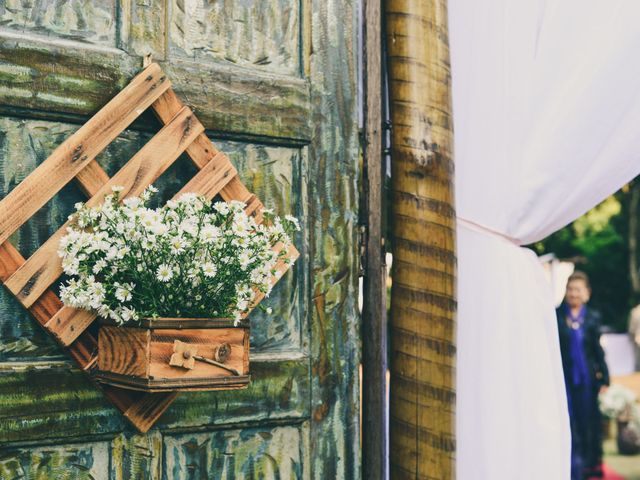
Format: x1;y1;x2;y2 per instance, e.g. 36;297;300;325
58;185;299;325
600;384;638;420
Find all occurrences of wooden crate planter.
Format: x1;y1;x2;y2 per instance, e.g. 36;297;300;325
96;318;250;392
0;63;298;432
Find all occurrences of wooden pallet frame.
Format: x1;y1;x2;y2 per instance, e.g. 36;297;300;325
0;63;299;433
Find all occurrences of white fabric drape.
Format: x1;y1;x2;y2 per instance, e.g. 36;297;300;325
449;1;640;478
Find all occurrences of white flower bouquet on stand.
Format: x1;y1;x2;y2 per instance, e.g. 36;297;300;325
57;185;300;392
600;384;640;455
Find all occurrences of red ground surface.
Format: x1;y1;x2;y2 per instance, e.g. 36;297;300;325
601;463;626;480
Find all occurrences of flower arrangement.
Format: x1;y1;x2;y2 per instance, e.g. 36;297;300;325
599;384;640;455
58;186;300;325
600;384;638;420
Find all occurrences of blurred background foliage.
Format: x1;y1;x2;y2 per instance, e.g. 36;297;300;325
533;183;638;332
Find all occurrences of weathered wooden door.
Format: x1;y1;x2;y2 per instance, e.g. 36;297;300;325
0;2;359;478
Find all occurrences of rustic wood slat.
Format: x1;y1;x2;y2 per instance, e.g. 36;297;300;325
176;152;238;199
148;328;247;378
0;241;96;369
6;106;204;311
74;160;111;198
242;243;300;319
98;327;151;378
44;308;100;348
0;63;170;247
122;391;179;433
151;89;265;219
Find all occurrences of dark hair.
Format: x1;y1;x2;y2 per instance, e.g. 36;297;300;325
567;270;590;289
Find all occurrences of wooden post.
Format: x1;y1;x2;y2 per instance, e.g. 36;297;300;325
362;0;387;479
385;0;457;478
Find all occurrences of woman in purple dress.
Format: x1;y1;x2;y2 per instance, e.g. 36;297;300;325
556;271;610;480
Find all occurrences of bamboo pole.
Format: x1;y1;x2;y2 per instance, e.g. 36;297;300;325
386;0;456;478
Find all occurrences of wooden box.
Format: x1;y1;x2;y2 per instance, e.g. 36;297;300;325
95;318;250;392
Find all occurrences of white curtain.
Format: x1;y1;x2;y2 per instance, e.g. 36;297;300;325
449;1;640;478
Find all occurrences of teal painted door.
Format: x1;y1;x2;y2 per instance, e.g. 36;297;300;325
0;1;360;478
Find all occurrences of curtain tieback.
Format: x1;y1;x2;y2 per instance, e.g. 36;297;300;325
457;216;522;246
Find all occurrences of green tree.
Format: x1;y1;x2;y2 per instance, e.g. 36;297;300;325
534;189;631;332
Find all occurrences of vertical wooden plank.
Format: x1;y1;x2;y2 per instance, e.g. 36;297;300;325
386;0;457;478
308;0;361;478
119;0;167;60
362;0;388;479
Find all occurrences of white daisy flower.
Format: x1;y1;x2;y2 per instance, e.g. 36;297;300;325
238;251;252;270
200;225;221;243
202;262;217;278
170;237;185;254
115;286;132;302
156;264;173;282
92;259;107;274
123;197;142;210
214;202;230;215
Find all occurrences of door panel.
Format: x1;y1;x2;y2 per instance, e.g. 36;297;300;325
168;0;301;77
162;423;307;479
0;1;117;46
0;440;110;479
0;1;358;478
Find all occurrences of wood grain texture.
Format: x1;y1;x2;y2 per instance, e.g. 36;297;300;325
0;62;169;246
0;234;176;434
0;356;308;442
110;430;163;480
0;66;298;437
362;0;387;478
175;152;238;200
307;0;361;478
0;118;303;359
44;308;98;350
97;323;249;393
122;391;179;433
98;326;150;378
0;241;97;370
149;328;248;379
162;424;306;479
74;159;111;197
0;439;110;478
151;88;265;218
168;0;301;76
36;149;251;348
386;0;457;478
0;3;360;478
6;106;203;311
0;1;117;46
0;33;310;142
0;64;292;434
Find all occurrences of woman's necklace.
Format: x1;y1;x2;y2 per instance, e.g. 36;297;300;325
566;305;586;330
